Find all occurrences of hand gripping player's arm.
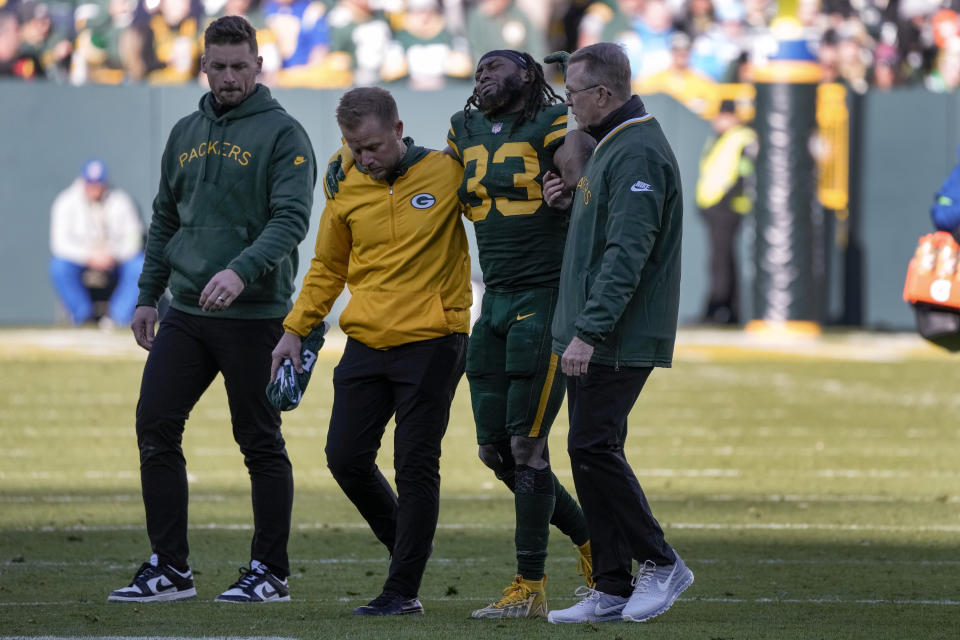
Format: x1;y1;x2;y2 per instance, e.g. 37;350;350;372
322;143;355;200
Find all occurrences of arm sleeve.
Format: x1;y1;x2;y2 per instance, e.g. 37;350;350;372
445;124;462;163
226;125;317;285
283;202;351;337
575;152;665;345
542;109;568;155
137;147;180;307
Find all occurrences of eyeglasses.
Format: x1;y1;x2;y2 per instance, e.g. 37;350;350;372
564;84;602;101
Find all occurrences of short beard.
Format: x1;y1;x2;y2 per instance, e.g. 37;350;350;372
476;73;527;117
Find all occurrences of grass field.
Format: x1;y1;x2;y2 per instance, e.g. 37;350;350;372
1;328;958;639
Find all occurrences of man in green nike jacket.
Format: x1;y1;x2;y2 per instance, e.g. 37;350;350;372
108;15;316;605
543;42;694;625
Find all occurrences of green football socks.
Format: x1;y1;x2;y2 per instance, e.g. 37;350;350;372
551;475;590;547
514;465;556;580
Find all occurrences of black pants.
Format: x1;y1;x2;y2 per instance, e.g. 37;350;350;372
566;364;675;597
699;204;743;324
136;308;292;578
325;333;467;598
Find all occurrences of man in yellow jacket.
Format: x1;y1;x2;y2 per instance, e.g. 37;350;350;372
695;99;757;325
270;86;471;616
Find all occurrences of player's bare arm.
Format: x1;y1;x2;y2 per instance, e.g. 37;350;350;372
545;129;596;209
553;129;596;190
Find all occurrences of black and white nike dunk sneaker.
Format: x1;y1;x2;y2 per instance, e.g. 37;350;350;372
215;560;290;603
108;555;196;602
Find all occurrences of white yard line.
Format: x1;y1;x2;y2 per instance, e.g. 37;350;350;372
0;596;957;608
5;557;960;569
7;521;960;533
0;327;941;361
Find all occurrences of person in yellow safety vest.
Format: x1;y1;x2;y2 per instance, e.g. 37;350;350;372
695;99;757;325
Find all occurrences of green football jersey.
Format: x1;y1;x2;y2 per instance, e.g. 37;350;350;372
447;103;568;291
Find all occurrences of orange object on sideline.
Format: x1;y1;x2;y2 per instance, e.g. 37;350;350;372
903;231;960;308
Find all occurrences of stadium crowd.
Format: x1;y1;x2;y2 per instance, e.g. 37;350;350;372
2;0;960;93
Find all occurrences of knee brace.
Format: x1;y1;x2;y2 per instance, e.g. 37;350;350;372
515;464;555;495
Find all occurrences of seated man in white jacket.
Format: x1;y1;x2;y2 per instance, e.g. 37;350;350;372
49;159;145;326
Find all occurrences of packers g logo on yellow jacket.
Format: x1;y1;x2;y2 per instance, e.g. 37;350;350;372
411;193;436;209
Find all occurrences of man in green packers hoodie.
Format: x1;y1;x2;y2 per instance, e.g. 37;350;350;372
542;42;693;625
108;16;316;605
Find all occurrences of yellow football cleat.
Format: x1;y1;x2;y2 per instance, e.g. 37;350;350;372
471;575;548;619
576;541;595;589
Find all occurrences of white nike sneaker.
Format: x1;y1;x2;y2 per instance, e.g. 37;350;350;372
108;554;196;602
621;555;694;622
547;586;626;623
215;560;290;603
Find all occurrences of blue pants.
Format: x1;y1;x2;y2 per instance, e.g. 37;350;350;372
49;253;144;325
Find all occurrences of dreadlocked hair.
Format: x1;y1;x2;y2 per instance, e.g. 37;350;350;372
463;52;563;130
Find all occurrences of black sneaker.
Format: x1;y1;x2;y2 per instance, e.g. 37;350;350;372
215;561;290;603
353;591;424;616
108;556;196;602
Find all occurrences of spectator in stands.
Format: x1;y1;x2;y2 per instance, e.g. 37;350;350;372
0;9;44;79
512;0;551;35
138;0;205;84
818;27;841;83
632;0;675;81
635;31;717;117
872;41;901;90
70;0;141;84
263;0;329;69
926;35;960;92
465;0;544;64
835;19;871;93
895;3;937;85
931;8;960;52
580;0;648;81
380;0;471;90
730;49;753;83
17;1;73;81
743;0;774;30
265;0;356;87
690;0;745;81
577;0;643;51
211;0;282;85
326;0;391;86
675;0;717;40
49;159;145;327
14;0;960;91
220;0;269;29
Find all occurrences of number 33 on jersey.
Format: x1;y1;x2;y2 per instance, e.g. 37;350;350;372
446;103;570;290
